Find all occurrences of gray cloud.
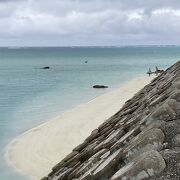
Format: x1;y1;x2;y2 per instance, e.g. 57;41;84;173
1;0;180;46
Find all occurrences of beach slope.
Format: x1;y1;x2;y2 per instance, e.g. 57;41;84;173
7;75;154;180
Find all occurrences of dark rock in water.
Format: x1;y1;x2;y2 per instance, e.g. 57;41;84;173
43;66;50;69
93;85;108;88
85;61;88;63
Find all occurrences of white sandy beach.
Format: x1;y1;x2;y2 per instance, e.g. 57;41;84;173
6;75;155;180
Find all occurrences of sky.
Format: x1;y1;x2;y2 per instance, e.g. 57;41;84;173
1;0;180;46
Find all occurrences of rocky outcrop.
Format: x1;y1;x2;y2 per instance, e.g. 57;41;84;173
42;61;180;180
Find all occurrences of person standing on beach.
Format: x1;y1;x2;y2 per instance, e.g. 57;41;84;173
147;68;152;77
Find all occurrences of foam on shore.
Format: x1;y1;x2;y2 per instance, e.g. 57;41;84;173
6;75;155;180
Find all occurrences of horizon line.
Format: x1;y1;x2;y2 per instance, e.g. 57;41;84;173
0;45;180;48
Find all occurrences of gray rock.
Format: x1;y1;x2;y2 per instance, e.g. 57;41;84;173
61;151;78;162
160;148;180;163
111;150;166;180
41;178;48;180
111;126;140;151
172;134;180;147
170;90;180;102
78;159;105;180
92;149;122;178
140;120;166;132
123;128;165;159
73;141;89;152
167;98;180;114
97;129;124;149
85;129;99;142
164;121;180;145
157;148;180;179
174;82;180;90
151;101;176;121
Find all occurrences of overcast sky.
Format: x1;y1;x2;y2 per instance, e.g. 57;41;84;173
1;0;180;46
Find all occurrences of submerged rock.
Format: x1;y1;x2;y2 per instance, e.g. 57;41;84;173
93;85;108;88
43;66;50;69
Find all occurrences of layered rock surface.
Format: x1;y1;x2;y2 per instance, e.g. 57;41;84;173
42;61;180;180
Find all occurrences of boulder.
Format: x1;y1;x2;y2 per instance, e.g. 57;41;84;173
140;120;166;132
160;148;180;163
163;121;180;144
172;134;180;147
111;150;166;180
174;82;180;90
73;141;89;152
151;101;176;121
170;90;180;102
111;126;140;151
167;99;180;113
92;149;122;178
123;128;165;159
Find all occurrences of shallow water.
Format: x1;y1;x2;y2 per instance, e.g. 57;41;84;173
0;46;179;179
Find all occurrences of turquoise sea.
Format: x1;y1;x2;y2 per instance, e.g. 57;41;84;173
0;46;179;179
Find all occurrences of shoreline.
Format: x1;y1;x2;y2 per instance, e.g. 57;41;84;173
6;75;155;180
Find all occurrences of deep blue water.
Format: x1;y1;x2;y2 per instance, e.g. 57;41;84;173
0;46;179;179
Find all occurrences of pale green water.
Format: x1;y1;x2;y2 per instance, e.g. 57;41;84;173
0;46;179;179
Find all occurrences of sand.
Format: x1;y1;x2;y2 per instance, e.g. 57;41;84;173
6;75;155;180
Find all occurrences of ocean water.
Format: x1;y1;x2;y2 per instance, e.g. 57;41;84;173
0;46;179;179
